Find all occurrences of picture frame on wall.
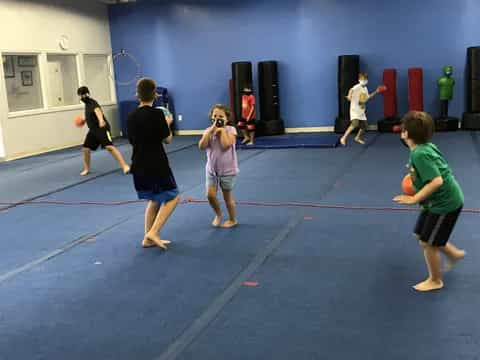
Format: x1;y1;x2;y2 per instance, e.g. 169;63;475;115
18;55;36;67
3;56;15;78
21;71;33;86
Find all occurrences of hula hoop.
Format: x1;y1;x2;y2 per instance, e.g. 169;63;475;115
109;49;141;86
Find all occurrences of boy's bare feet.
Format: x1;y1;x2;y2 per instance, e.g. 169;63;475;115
212;215;222;227
221;220;237;228
445;250;466;272
145;233;171;250
246;141;254;146
354;137;365;145
80;169;90;176
123;165;131;175
413;278;444;292
339;137;346;146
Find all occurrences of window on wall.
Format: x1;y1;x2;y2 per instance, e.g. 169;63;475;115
3;54;43;112
46;54;79;107
84;54;112;103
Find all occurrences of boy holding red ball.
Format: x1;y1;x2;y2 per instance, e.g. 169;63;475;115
393;111;465;292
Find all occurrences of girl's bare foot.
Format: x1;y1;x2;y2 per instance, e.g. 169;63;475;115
413;278;444;292
354;137;365;145
123;165;131;175
145;233;171;250
246;141;254;146
80;169;90;176
445;250;466;272
212;215;222;227
221;220;238;228
142;238;156;248
340;137;346;146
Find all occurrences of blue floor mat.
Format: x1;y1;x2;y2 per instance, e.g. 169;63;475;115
1;132;479;360
178;208;479;360
237;133;340;149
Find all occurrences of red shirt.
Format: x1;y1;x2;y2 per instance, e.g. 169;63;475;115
241;94;256;120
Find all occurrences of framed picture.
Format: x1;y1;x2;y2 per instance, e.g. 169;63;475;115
18;55;36;67
21;71;33;86
3;56;14;78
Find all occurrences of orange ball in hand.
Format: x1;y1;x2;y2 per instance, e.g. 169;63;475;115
74;114;85;127
402;174;415;196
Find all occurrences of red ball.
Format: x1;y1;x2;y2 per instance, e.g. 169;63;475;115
74;114;85;127
402;174;415;196
392;125;401;133
378;84;388;93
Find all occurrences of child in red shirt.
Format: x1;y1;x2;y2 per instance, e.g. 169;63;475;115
238;86;256;145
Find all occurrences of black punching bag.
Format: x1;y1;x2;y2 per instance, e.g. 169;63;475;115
335;55;359;133
258;60;284;135
463;47;480;130
231;62;253;123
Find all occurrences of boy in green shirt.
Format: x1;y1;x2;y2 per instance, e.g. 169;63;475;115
394;111;465;292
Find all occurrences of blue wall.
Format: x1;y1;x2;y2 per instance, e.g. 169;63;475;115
109;0;480;130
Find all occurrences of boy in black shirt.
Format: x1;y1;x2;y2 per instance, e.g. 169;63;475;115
77;86;130;176
127;78;179;250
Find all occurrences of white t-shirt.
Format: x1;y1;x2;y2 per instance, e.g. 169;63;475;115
349;83;369;121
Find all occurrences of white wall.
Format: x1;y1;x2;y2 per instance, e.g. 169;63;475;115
0;0;119;160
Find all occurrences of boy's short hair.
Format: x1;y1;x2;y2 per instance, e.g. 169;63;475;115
401;111;434;144
136;78;156;102
209;104;232;123
359;72;368;79
77;86;89;96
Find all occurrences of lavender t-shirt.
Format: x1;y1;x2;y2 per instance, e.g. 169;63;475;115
205;126;239;176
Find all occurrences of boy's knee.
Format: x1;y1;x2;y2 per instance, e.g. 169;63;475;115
419;241;433;250
82;147;91;153
105;146;115;152
207;193;217;202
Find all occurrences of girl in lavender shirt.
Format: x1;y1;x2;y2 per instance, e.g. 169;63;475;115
198;104;239;228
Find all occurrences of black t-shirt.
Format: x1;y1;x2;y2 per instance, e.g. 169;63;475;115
84;97;107;129
127;106;172;177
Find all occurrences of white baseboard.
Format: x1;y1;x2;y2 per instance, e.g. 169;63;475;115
285;127;333;133
4;142;83;161
175;130;204;136
175;125;378;136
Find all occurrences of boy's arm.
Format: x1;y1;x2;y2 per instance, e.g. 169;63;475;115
247;106;255;120
94;108;106;127
247;97;255;120
162;113;174;144
346;88;353;101
163;130;173;144
367;88;380;100
412;176;443;203
394;176;443;205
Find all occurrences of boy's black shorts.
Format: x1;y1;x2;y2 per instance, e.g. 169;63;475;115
414;206;462;247
83;124;113;151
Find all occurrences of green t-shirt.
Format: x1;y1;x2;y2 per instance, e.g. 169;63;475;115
409;143;464;214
